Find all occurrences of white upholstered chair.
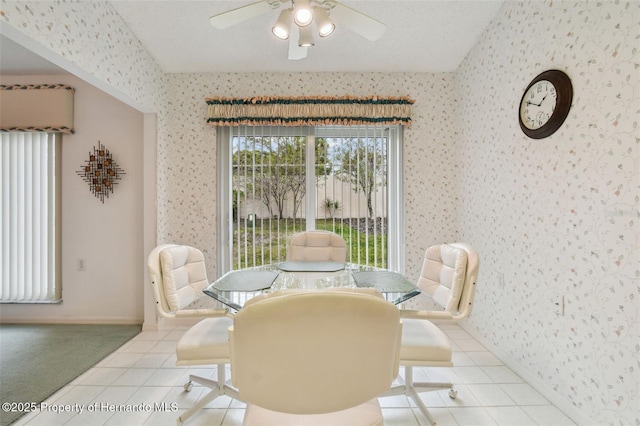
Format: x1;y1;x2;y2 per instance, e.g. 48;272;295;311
147;244;228;320
385;243;479;425
229;289;402;426
147;244;237;425
287;230;348;263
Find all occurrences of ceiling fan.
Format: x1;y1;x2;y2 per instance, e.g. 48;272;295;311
209;0;386;60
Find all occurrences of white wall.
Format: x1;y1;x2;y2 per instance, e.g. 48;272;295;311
1;1;164;327
455;1;639;425
0;74;145;324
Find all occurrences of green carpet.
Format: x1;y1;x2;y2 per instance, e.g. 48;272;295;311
0;323;141;426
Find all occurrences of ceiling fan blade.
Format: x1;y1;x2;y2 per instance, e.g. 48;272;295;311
329;1;386;41
210;0;280;30
288;25;307;60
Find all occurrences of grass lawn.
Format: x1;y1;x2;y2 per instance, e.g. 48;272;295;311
232;218;387;269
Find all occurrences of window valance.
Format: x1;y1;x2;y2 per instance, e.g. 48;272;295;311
0;84;75;134
205;95;414;127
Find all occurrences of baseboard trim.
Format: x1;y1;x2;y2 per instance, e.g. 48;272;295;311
142;321;159;331
459;321;590;426
0;317;142;325
142;316;200;331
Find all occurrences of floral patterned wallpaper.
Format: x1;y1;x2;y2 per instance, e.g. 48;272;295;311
0;0;165;112
455;1;639;425
3;0;638;424
162;72;459;280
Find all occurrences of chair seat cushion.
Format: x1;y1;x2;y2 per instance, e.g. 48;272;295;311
400;318;452;365
243;398;383;426
176;317;233;366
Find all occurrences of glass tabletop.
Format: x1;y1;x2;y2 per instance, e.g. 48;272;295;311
203;262;421;312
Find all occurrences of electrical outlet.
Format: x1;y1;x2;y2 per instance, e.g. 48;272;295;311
498;272;505;288
554;295;565;316
77;258;86;272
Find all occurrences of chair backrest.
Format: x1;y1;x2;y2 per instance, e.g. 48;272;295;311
287;230;347;262
147;244;214;318
415;242;479;320
230;290;402;414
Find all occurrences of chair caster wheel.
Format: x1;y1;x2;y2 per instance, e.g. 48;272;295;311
184;381;193;392
448;389;457;399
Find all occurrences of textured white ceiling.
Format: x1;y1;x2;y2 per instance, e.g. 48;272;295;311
0;1;504;75
110;0;504;73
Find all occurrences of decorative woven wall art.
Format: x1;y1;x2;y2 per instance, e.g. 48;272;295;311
77;141;125;203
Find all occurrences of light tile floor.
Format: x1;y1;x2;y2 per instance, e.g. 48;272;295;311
15;322;577;426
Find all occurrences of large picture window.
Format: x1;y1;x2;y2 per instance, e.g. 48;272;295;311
217;126;403;274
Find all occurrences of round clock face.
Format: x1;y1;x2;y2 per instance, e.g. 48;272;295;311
519;80;557;130
518;70;573;139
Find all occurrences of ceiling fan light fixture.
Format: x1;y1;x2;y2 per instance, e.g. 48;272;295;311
314;7;335;37
293;0;313;27
272;9;292;40
298;24;315;47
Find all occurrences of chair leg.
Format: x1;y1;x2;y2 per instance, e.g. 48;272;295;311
383;366;456;426
177;364;241;426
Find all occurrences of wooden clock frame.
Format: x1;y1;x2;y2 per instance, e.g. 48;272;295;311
518;69;573;139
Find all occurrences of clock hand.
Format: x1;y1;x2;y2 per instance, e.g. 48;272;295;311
526;95;547;107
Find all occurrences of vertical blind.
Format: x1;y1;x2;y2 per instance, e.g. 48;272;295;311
229;126;311;269
314;126;392;268
1;132;61;302
224;125;400;272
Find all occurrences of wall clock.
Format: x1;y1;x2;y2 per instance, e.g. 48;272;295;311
518;69;573;139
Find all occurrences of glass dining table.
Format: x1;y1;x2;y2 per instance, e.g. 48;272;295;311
203;261;421;312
